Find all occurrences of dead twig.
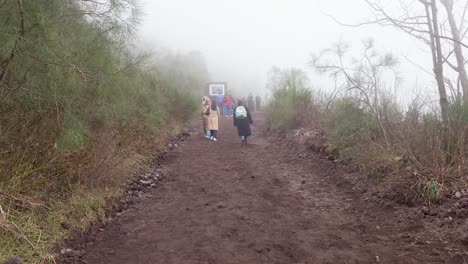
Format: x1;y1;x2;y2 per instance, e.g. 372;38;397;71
0;190;49;210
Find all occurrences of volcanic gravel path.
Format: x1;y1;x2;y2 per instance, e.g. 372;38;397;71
78;114;463;264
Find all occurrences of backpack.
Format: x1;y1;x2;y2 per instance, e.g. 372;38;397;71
235;106;248;119
204;107;210;116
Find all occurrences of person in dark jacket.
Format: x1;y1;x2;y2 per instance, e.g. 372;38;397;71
255;95;262;111
247;94;255;113
233;100;253;146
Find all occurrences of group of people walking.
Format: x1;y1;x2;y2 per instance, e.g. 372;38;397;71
212;94;262;117
201;95;253;145
215;94;235;116
242;94;262;112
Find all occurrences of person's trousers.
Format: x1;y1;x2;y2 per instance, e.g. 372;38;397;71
222;105;231;116
210;130;218;139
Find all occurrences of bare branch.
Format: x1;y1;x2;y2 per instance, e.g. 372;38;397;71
17;0;24;36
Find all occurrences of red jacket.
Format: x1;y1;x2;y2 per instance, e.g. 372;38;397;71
224;96;232;105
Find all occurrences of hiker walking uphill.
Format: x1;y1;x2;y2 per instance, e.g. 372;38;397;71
201;97;212;139
216;93;224;115
223;95;233;117
207;101;220;141
233;100;253;145
247;94;255;113
255;95;262;111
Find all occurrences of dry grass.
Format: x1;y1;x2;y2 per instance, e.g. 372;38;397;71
266;87;468;204
0;118;187;263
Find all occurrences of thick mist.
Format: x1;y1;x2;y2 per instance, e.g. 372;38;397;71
137;0;435;101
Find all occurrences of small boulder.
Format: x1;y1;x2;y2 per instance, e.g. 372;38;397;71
455;191;463;199
139;180;152;186
421;206;437;216
443;217;454;225
61;248;72;255
127;197;139;205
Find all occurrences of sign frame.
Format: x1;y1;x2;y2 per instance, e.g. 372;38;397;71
208;82;227;96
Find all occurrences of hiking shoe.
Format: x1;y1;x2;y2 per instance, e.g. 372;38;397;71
213;138;218;142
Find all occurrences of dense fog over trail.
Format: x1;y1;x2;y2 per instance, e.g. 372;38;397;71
138;0;434;100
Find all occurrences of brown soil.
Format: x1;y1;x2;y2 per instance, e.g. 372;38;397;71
60;114;467;264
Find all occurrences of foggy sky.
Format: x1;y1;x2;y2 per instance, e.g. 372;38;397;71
137;0;437;102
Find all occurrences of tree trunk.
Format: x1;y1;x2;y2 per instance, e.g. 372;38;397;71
424;0;450;153
440;0;468;110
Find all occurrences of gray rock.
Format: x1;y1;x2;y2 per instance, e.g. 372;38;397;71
422;206;429;214
455;191;463;198
422;207;438;216
139;180;152;186
3;256;22;264
127;197;138;205
60;248;71;255
444;217;454;225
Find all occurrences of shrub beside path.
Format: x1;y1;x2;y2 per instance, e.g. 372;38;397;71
63;114;466;264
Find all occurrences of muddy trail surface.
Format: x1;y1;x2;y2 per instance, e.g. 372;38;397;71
68;114;466;264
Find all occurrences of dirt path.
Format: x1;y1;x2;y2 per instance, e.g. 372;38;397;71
76;114;464;264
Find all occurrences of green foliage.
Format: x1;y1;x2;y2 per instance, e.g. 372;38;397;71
418;179;441;201
0;1;207;262
0;0;206;183
325;97;376;152
266;68;312;129
56;113;91;151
